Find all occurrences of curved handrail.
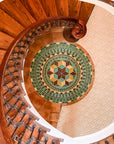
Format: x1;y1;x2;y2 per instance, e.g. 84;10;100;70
0;16;114;144
0;17;87;144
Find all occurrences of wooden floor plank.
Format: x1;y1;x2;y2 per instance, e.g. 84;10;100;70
79;2;94;23
0;0;36;27
39;0;58;17
55;0;69;17
68;0;81;19
0;9;24;37
0;32;14;50
20;0;47;21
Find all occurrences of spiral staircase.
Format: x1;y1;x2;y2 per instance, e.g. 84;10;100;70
0;0;114;144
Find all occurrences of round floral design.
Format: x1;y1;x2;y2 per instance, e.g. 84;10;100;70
42;54;81;93
30;42;94;104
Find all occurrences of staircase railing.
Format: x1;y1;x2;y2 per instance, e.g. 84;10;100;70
0;16;113;144
0;17;86;144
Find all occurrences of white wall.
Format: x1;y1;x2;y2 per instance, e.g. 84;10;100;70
80;0;114;15
57;5;114;137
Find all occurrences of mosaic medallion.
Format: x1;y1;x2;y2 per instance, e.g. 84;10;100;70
30;42;94;104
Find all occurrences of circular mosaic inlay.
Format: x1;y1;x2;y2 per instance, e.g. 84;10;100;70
30;42;94;104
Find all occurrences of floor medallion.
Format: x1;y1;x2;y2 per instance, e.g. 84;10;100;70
30;42;94;104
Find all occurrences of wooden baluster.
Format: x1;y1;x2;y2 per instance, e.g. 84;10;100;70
3;83;18;96
27;124;36;143
18;115;33;144
52;139;56;144
4;69;19;77
4;89;21;106
45;137;48;144
5;97;21;116
36;128;42;144
7;102;25;127
11;111;27;138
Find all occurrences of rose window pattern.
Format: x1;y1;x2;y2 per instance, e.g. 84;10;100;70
30;42;94;104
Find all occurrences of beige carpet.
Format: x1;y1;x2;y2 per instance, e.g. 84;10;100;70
57;6;114;137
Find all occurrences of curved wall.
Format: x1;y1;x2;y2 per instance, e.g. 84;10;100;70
57;5;114;137
80;0;114;14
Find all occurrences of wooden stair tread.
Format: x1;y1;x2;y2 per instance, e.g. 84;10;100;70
0;0;36;28
0;9;24;37
20;0;47;21
68;0;81;20
0;32;14;50
21;121;48;142
4;101;27;119
39;0;58;17
0;49;6;65
79;2;94;23
11;113;35;137
55;0;69;17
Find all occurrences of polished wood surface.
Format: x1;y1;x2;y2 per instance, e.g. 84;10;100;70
55;0;69;17
79;2;94;23
20;0;47;21
0;0;35;27
39;0;58;17
0;32;14;50
0;49;6;65
0;9;24;37
68;0;94;23
68;0;81;19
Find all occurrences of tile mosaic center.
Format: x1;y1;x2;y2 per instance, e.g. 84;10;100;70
30;42;94;104
47;60;76;87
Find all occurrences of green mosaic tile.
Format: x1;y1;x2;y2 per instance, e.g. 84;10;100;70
30;42;94;104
